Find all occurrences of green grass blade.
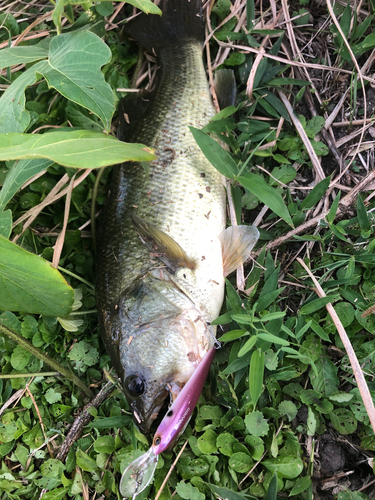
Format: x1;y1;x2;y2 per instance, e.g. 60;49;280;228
238;173;293;226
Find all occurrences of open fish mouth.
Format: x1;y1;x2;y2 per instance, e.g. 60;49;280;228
127;382;169;434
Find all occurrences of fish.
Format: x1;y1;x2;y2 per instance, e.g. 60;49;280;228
95;0;259;434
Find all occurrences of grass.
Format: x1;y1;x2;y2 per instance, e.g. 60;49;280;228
0;0;375;499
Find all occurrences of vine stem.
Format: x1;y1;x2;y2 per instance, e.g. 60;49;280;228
0;323;93;398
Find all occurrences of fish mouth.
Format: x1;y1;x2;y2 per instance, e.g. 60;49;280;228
130;388;169;434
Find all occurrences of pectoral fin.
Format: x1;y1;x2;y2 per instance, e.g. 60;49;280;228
219;225;259;277
132;214;196;272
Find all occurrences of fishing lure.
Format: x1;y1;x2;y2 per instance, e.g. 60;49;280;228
120;346;217;498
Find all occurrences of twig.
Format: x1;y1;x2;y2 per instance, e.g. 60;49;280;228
56;381;115;462
297;258;375;434
155;439;189;500
332;118;375;127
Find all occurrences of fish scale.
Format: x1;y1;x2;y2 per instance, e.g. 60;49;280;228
96;4;227;432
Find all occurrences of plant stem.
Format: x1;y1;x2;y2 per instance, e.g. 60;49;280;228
0;323;93;398
0;371;60;379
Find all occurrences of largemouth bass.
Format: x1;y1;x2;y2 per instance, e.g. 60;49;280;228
96;0;258;433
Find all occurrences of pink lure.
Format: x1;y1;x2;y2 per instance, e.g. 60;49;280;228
152;346;216;455
120;347;216;498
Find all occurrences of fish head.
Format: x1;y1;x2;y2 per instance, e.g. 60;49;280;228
120;303;214;432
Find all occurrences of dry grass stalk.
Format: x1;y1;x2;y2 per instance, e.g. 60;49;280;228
263;169;375;251
278;90;326;182
216;39;375;85
326;0;367;182
297;258;375;434
12;169;92;242
52;173;76;268
155;439;189;500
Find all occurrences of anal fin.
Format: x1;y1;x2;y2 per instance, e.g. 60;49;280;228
132;214;196;272
219;225;259;277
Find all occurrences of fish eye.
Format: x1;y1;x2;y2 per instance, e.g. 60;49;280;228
125;374;145;397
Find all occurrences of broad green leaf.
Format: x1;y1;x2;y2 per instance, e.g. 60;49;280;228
232;314;253;325
211;106;238;121
357;194;370;232
76;449;98;472
11;345;32;370
267;77;310;86
0;210;11;238
189;126;238;178
42;31;115;132
178;458;209;479
300;296;336;315
329;409;357;435
40;488;69;500
326;190;341;223
123;0;162;14
0;235;74;316
0;159;52;212
0;131;154;168
41;459;66;478
305;116;325;137
220;329;247;342
262;456;303;478
310;355;339;396
0;62;44;133
205;484;249;500
229;452;253;473
238;335;258;357
301;176;331;210
86;416;131;428
0;44;48;69
257;332;289;346
197;429;218;454
93;436;115;454
45;388;62;404
337;491;369;500
260;311;286;322
244;410;269;436
278;401;297;421
289;476;312;496
176;481;204;500
249;349;264;407
66;101;103;132
329;392;354;403
217;433;237;457
308;317;330;341
265;472;277;500
245;435;264;461
238;173;293;226
66;0;162;14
